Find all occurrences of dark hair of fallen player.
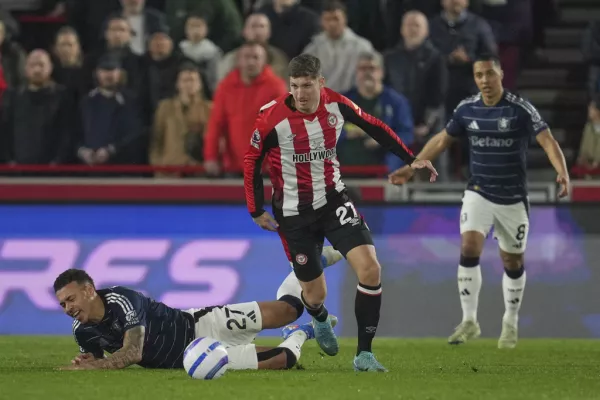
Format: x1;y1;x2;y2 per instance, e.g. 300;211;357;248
53;269;95;293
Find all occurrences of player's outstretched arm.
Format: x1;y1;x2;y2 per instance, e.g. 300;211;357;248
388;129;454;185
337;98;416;164
536;129;570;198
61;327;145;370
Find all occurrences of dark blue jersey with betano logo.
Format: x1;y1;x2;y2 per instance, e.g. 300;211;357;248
446;91;548;205
72;286;195;368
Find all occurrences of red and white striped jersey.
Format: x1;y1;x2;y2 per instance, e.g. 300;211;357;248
244;88;415;218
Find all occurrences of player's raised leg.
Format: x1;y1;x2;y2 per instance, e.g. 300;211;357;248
278;230;339;356
494;202;529;349
276;245;344;300
449;191;494;344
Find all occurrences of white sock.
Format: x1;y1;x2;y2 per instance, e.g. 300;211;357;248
458;265;482;322
276;270;302;300
277;330;307;362
502;270;526;327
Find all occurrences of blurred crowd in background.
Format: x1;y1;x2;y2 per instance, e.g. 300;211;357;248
0;0;593;181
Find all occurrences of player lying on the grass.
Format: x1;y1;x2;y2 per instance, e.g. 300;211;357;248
388;55;570;349
55;247;343;371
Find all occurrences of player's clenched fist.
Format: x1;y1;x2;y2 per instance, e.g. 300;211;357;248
72;353;96;365
253;211;279;232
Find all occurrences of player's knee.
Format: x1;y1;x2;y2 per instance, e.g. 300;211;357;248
301;283;327;306
461;232;484;258
500;251;523;270
461;241;482;258
277;294;304;320
356;259;381;286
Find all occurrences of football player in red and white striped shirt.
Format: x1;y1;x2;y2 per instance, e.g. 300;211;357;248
243;54;437;371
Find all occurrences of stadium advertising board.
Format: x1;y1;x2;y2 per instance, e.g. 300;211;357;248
0;204;598;338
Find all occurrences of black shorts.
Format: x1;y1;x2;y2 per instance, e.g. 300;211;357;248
275;192;373;282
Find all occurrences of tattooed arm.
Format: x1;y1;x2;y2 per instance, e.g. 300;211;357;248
69;327;145;370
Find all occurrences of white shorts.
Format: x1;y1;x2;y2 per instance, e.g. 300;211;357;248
183;302;263;370
460;190;529;254
183;301;263;346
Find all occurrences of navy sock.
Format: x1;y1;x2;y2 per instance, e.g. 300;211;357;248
505;265;525;279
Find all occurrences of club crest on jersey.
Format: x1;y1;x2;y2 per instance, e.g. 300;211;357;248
310;139;325;150
250;130;261;149
498;118;510;132
327;113;338;127
295;254;308;265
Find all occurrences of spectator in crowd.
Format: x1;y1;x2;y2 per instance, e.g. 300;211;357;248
78;55;143;166
166;0;243;52
109;0;168;56
384;10;449;179
51;27;85;104
429;0;497;113
0;19;25;90
150;63;211;175
67;0;122;53
575;96;600;176
344;0;404;51
179;14;222;95
1;50;73;164
303;0;373;93
218;13;288;82
582;21;600;99
258;0;320;60
82;16;146;95
203;41;287;176
141;28;190;125
481;0;532;90
339;51;413;174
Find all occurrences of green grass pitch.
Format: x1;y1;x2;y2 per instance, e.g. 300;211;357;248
1;336;599;400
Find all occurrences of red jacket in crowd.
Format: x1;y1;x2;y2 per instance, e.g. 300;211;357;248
204;65;288;173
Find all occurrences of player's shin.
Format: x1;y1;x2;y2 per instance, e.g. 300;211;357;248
299;275;329;323
256;347;299;370
355;282;382;355
276;329;307;365
300;291;329;322
458;255;482;322
502;265;526;326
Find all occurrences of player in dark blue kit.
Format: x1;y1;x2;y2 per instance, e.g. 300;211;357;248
53;252;343;371
388;55;570;349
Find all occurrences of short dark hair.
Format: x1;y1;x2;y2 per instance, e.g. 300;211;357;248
179;61;200;74
106;14;129;27
53;269;95;293
239;40;268;53
475;54;501;68
185;12;207;24
56;26;79;39
323;0;347;14
288;54;322;78
592;94;600;109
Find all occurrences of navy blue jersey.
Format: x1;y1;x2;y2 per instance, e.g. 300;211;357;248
446;91;548;204
72;286;195;369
